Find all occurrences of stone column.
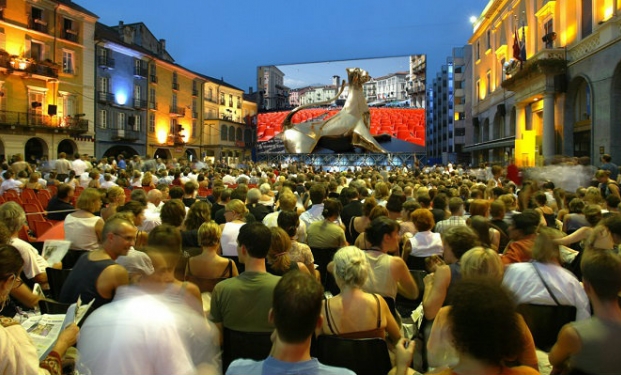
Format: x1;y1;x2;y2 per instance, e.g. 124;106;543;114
542;92;555;161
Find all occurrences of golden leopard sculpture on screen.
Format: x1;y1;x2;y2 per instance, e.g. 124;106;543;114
281;67;388;154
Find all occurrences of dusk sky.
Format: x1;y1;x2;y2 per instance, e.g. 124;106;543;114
83;0;488;92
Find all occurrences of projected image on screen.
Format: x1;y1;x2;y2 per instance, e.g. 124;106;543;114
256;55;426;155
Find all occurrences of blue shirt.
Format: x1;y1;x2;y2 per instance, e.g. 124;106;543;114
226;356;355;375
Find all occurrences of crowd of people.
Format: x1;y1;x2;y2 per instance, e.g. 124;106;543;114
0;151;620;375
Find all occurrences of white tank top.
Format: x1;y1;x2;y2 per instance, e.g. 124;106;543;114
220;222;245;256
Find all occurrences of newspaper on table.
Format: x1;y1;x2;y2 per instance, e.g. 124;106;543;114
21;296;95;360
41;240;71;266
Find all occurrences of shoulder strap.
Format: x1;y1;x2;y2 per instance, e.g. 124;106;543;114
348;216;356;237
372;294;381;328
324;298;339;335
184;258;191;279
221;259;233;277
532;263;560;305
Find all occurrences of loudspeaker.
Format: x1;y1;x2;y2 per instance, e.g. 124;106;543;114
497;104;506;116
31;101;41;108
128;115;135;126
47;105;57;115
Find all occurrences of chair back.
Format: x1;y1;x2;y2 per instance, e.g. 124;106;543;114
516;303;577;352
309;247;338;288
38;299;72;314
21;188;37;201
314;335;392;375
222;328;272;372
46;267;72;300
34;220;54;237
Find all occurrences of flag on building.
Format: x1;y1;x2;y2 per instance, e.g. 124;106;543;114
512;29;522;61
519;26;527;62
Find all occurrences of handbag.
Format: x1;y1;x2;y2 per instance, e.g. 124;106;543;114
516;263;577;351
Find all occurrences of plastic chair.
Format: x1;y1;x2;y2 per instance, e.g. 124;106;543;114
45;267;72;301
33;220;54;238
516;303;577;352
21;188;37;201
37;191;50;209
222;328;273;372
38;299;72;314
313;335;392;375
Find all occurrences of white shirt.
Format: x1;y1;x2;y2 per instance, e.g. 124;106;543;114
10;238;47;279
263;211;307;243
139;202;162;233
299;203;324;230
0;178;22;195
222;174;236;185
503;261;591;321
408;231;443;257
101;180;118;189
78;286;220;375
72;159;87;176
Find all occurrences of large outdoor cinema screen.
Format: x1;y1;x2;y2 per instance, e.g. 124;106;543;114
256;55;427;155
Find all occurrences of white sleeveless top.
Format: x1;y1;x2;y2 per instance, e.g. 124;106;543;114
64;214;101;251
220;222;245;256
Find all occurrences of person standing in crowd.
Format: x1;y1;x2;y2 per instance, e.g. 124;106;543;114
54;152;72;182
599;153;618;182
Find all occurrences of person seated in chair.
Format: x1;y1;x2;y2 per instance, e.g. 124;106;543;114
226;271;355;375
46;183;76;221
548;249;621;375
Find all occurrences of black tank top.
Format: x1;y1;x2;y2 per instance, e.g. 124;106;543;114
59;253;116;310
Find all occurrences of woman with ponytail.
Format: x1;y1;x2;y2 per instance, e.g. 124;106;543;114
317;246;401;344
266;227;309;276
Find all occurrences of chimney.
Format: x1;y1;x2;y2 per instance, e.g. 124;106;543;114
159;39;166;51
332;75;340;87
249;87;253;94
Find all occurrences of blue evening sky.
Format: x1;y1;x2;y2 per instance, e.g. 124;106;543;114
82;0;488;91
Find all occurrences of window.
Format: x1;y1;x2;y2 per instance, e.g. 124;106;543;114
29;40;44;61
220;93;225;105
134;59;146;77
208;88;213;101
487;70;492;94
236;128;242;141
148;113;155;132
30;7;47;33
134;115;141;132
228;126;235;141
172;94;177;111
476;80;481;102
118;113;126;130
191;120;196;137
62;50;74;74
486;30;492;50
99;77;110;93
543;18;554;48
63;18;78;42
192;99;197;118
170;118;177;134
149;87;155;107
476;41;481;60
220;125;227;141
99;109;107;129
229;94;233;107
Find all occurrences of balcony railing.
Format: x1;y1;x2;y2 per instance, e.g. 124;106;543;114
150;75;158;83
169;105;185;116
97;56;115;69
148;102;158;110
111;127;140;141
133;98;147;109
29;19;48;34
0;110;87;133
62;29;79;42
172;82;180;91
134;66;147;78
192;88;198;96
98;91;115;103
205;96;216;104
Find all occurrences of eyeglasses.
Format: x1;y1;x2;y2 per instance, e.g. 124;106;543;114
112;232;137;242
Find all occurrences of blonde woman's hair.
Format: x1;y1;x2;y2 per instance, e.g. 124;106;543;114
198;221;221;247
461;247;504;282
225;199;248;217
106;186;125;204
532;227;563;263
77;188;103;212
333;246;370;288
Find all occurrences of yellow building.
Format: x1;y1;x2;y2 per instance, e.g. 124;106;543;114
201;76;257;166
0;0;97;162
465;0;621;167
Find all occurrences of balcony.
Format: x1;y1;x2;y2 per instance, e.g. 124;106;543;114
132;98;147;109
169;105;185;116
98;91;115;104
29;18;48;34
62;29;79;43
148;102;158;110
111;127;140;141
172;82;180;91
150;75;158;83
192;88;198;96
5;57;59;79
97;56;115;69
501;48;567;91
134;66;147;78
0;110;88;134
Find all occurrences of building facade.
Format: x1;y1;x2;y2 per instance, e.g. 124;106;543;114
0;0;97;162
407;54;427;108
257;65;289;110
464;0;621;167
427;46;473;165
